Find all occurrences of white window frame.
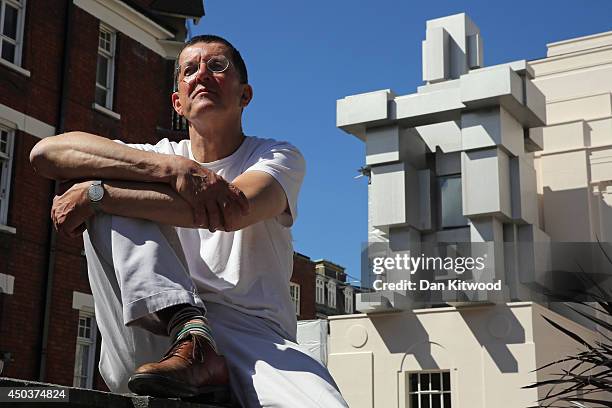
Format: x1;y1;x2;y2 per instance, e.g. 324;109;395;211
0;0;27;67
344;287;354;314
289;282;300;316
407;371;452;408
73;311;97;389
315;276;325;305
95;24;116;110
0;125;14;226
327;280;336;309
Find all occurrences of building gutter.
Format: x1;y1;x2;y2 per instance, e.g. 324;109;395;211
38;1;74;382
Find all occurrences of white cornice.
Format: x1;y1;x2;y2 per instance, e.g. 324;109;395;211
0;273;14;295
547;30;612;57
0;103;55;139
158;39;185;60
74;0;181;59
72;291;95;313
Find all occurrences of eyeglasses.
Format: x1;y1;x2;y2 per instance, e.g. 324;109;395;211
177;55;231;83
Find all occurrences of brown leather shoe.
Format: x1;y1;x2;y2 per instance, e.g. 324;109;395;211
127;334;229;398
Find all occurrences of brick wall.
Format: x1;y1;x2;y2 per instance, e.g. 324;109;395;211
290;253;316;320
0;0;186;390
0;0;321;393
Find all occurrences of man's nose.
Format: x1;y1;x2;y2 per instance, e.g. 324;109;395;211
195;62;211;81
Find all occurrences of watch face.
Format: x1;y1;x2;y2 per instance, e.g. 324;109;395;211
89;185;104;202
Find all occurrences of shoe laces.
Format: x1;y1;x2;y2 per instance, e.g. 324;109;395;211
162;333;207;363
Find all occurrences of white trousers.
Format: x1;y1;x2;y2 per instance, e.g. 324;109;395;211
83;214;348;408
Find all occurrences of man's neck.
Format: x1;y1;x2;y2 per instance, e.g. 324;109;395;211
188;121;245;163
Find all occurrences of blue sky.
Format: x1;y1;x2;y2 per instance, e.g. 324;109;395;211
191;1;612;283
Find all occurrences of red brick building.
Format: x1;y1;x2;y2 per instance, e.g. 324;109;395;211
289;252;317;320
0;0;359;392
288;254;362;321
0;0;203;390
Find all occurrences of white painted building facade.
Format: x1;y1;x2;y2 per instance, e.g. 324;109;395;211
330;13;611;408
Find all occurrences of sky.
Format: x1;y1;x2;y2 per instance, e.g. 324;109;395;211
191;0;612;284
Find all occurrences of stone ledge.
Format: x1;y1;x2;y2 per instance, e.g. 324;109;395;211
0;377;234;407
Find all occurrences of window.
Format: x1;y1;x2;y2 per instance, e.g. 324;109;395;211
439;175;467;228
408;371;452;408
73;312;97;388
327;280;336;308
316;276;325;305
344;287;353;314
95;24;116;109
0;126;14;225
0;0;26;65
289;282;300;316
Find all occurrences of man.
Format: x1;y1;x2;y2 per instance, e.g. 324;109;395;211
30;35;348;407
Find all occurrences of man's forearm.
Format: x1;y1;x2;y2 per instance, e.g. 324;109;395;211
98;180;198;228
30;132;179;183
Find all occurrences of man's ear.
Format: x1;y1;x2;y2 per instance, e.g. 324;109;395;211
171;92;184;116
240;84;253;108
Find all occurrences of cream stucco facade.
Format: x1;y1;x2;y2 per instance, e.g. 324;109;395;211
331;14;612;408
328;302;599;408
531;31;612;244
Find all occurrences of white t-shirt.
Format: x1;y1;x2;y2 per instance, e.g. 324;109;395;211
116;136;306;339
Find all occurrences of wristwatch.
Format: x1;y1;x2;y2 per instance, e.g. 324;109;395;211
87;180;105;212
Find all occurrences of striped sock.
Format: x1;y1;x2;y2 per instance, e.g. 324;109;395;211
166;306;219;356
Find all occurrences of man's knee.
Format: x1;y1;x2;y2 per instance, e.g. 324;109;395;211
85;214;166;261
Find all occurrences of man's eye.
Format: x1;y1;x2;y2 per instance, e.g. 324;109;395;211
183;65;197;76
208;61;224;71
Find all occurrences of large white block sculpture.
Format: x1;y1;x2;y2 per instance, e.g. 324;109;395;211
337;13;549;312
423;13;483;83
461;107;525;156
462;148;512;218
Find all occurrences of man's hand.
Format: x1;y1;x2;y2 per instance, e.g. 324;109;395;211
51;181;95;238
171;158;249;232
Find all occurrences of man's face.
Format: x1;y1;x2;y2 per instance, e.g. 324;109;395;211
172;41;251;121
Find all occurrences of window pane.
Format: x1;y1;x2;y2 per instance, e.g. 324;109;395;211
421;394;430;408
3;5;18;40
95;87;107;106
409;373;418;392
443;393;451;408
79;344;90;375
421;373;430;391
410;393;418;408
0;131;7;154
442;372;450;391
96;55;108;86
431;372;441;391
73;345;83;376
99;30;111;52
440;176;467;228
1;40;15;63
432;394;441;408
